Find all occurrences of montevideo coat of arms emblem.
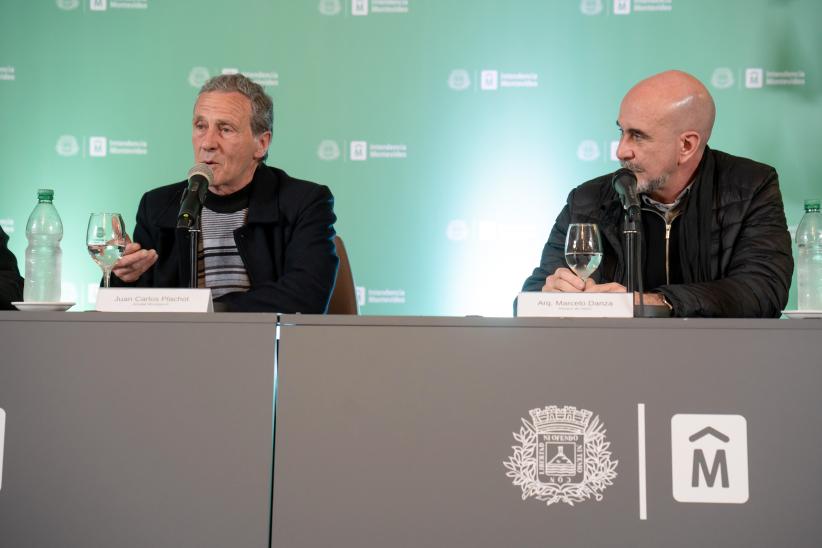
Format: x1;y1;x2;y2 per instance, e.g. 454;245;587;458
504;405;618;506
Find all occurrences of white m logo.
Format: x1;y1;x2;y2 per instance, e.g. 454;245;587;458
672;415;749;504
692;448;729;488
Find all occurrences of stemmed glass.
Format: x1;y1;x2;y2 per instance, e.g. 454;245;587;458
87;213;128;288
564;223;603;283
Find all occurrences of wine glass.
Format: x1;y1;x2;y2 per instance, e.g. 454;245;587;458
87;213;128;288
565;223;603;283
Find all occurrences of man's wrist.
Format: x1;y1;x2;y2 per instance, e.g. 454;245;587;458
657;293;673;311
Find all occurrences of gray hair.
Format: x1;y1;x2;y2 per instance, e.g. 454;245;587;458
199;74;273;160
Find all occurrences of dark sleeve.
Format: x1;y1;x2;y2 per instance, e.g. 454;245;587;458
521;190;575;292
217;185;339;313
658;172;793;318
0;226;24;309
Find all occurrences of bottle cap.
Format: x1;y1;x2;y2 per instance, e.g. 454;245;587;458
37;189;54;201
804;199;820;212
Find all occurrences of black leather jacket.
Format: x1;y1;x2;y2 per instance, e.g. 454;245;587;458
522;147;793;317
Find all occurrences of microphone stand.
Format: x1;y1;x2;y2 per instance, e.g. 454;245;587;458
625;207;671;318
623;207;645;317
188;224;199;289
177;207;201;290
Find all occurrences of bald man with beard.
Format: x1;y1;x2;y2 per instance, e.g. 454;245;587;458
522;70;793;317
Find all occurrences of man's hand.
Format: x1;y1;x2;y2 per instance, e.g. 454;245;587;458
112;238;158;283
541;267;588;292
541;267;631;293
584;279;627;293
635;292;667;306
542;267;585;293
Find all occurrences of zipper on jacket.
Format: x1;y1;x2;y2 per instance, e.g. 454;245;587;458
642;207;681;285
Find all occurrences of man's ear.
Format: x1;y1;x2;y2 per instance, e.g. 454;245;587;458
678;130;701;164
255;131;272;161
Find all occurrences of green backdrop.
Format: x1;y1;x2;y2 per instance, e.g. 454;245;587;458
1;0;819;315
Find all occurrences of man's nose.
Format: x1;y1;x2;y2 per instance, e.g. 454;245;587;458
616;136;633;162
199;127;218;150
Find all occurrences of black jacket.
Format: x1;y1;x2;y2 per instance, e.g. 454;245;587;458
522;147;794;317
112;164;339;313
0;225;24;309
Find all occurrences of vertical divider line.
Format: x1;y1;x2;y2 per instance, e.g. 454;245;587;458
638;402;647;520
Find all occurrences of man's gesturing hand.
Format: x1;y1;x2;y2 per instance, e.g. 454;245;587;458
112;237;158;283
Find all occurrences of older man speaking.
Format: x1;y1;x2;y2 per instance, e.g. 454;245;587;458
112;74;338;313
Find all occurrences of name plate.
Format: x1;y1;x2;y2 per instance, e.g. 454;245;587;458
96;288;214;313
517;291;633;318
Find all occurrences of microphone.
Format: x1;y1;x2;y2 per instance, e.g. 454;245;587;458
612;168;641;216
177;163;213;229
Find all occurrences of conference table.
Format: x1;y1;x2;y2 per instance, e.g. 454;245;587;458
1;312;820;547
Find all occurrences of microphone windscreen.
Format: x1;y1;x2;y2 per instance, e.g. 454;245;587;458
187;163;214;185
612;167;636;188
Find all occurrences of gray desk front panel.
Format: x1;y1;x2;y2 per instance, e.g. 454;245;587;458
273;317;822;548
0;312;277;548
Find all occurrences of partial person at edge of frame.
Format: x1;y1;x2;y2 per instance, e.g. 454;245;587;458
0;225;24;309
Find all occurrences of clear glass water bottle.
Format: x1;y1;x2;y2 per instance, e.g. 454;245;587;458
796;199;822;310
24;189;63;302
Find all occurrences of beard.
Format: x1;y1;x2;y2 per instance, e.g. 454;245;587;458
638;175;667;195
620;161;668;195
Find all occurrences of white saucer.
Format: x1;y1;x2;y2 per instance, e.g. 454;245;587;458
11;301;76;312
782;310;822;319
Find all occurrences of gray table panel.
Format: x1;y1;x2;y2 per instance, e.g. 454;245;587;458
0;312;277;548
273;316;822;548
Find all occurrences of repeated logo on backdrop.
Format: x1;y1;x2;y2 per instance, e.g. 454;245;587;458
581;0;673;16
0;66;15;82
318;0;342;16
351;141;407;160
580;0;604;15
711;68;735;90
58;0;149;11
317;140;341;161
315;140;407;161
745;68;806;88
56;0;80;9
351;286;405;307
447;69;539;91
54;135;148;157
91;0;148;11
188;67;211;88
188;67;279;88
91;136;148;156
360;287;406;305
710;67;807;90
577;140;619;163
55;135;80;157
319;0;410;16
447;70;471;91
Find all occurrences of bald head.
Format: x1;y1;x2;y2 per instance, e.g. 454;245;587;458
623;70;715;145
615;71;716;201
